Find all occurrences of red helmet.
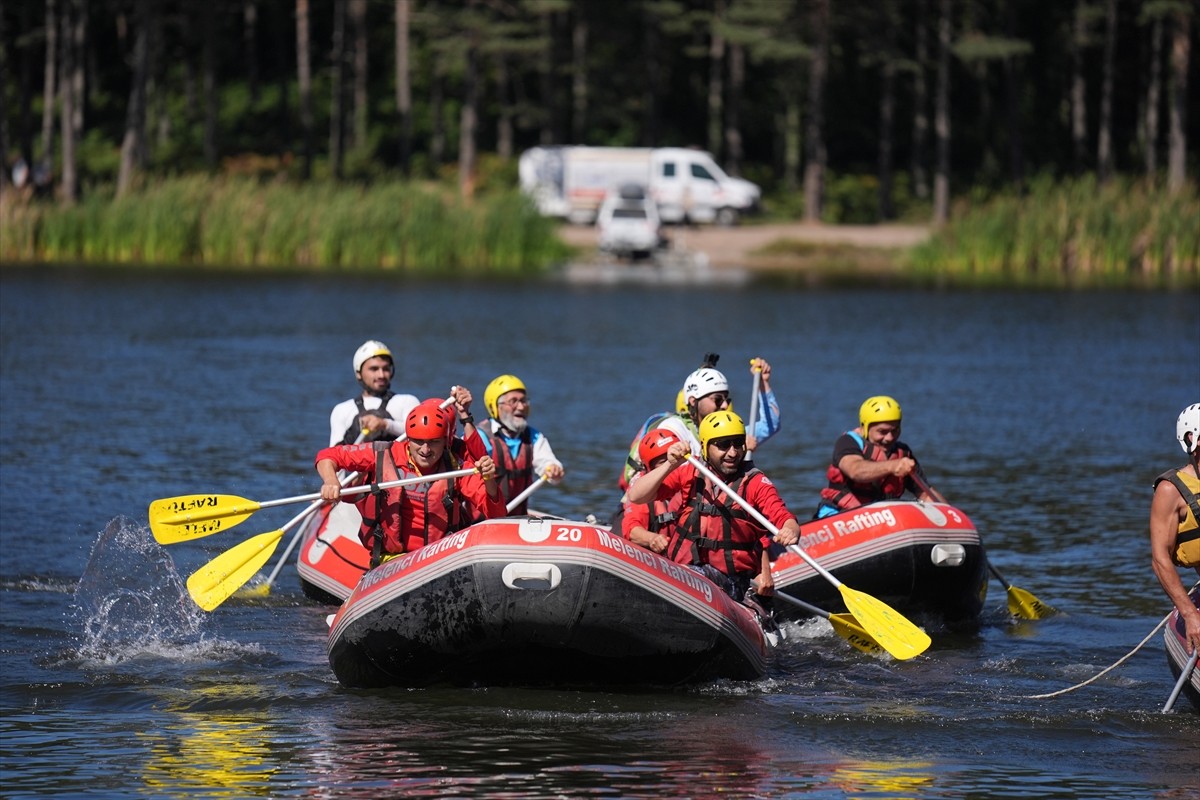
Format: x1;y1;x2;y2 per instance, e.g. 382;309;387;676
406;400;448;442
422;398;456;445
638;429;680;470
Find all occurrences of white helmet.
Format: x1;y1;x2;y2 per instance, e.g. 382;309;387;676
682;367;729;404
1177;403;1200;455
353;340;393;376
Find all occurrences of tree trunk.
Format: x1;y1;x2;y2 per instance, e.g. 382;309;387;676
1070;1;1087;175
244;0;260;105
117;0;150;197
707;0;725;157
1144;16;1162;181
458;30;479;200
296;0;314;179
783;92;800;193
804;0;829;223
725;42;744;177
932;0;951;226
571;6;588;143
643;9;660;146
1166;8;1190;193
878;56;896;220
274;9;290;155
495;56;514;160
430;63;444;171
539;10;558;144
202;4;217;170
394;0;411;173
70;0;85;143
1096;0;1116;183
15;1;35;167
911;0;929;200
351;0;367;151
58;0;78;204
41;0;58;168
329;0;346;179
1003;3;1024;192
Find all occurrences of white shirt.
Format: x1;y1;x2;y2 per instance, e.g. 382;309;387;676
329;393;420;446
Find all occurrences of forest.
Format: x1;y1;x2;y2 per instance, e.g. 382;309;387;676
0;0;1196;284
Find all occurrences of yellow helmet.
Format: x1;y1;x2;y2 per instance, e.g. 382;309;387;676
485;374;527;418
675;390;688;415
859;395;902;432
699;410;746;453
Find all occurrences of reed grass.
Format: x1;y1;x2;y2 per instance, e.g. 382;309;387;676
0;176;570;275
906;175;1199;288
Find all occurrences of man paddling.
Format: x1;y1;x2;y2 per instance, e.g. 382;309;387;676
316;400;506;566
628;411;801;618
814;395;942;519
653;353;781;460
466;374;565;515
1150;403;1200;655
328;340;420;446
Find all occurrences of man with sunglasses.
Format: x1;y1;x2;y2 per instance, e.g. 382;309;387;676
628;411;801;616
469;374;565;515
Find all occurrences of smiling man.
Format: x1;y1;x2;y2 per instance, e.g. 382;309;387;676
815;395;941;519
468;374;564;515
328;339;419;446
316;400;506;566
626;411;800;615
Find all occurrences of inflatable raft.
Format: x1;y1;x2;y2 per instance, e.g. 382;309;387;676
771;500;987;623
1163;588;1200;712
326;516;770;688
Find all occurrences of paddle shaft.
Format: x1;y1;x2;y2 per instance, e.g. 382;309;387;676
1162;648;1199;713
684;455;840;586
744;363;760;462
506;476;547;513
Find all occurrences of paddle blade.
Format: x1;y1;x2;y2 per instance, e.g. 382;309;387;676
1007;585;1056;620
186;529;285;612
149;494;262;544
838;585;931;660
827;613;887;656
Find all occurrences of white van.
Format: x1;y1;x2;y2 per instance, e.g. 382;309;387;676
518;146;760;226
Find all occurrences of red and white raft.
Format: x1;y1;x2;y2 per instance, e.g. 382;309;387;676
296;500;368;604
771;500;987;624
1163;588;1200;712
326;517;769;688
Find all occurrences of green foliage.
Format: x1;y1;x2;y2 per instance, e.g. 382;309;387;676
906;176;1200;288
0;176;569;275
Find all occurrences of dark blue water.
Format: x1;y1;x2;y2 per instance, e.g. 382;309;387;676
1;268;1197;798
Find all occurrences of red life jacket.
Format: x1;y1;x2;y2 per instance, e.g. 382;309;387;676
819;430;915;512
356;441;469;563
666;468;764;577
488;426;533;514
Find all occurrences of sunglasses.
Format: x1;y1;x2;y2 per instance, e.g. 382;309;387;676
710;436;746;451
499;396;529;407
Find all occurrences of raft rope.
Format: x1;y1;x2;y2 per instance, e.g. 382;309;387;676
1025;579;1198;700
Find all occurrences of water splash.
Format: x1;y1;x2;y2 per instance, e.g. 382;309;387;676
71;516;207;663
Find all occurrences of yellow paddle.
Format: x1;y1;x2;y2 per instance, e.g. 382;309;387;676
775;591;885;656
910;472;1055;620
185;467;475;611
151;468;467;544
240;396;460;597
685;455;930;660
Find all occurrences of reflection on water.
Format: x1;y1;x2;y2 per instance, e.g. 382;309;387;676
142;714;276;798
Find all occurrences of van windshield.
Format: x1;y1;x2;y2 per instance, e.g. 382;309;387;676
613;208;648;220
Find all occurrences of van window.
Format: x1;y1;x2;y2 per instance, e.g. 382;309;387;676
661;162;676;178
690;163;715;181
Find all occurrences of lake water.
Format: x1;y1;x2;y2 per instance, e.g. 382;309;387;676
1;267;1197;798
